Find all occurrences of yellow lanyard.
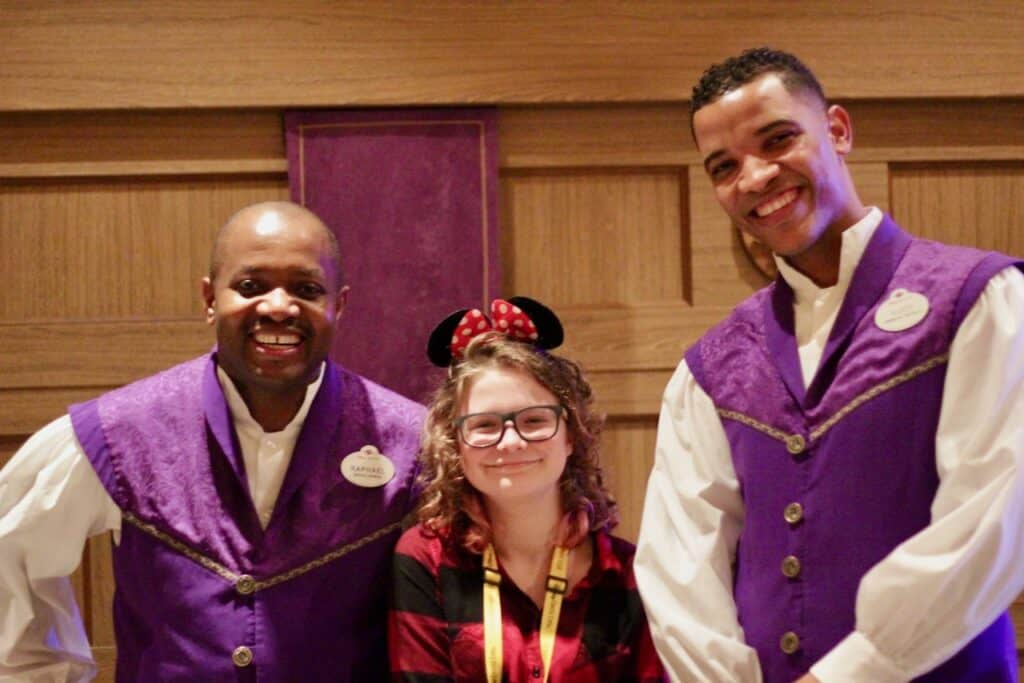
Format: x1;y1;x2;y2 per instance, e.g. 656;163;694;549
482;543;570;683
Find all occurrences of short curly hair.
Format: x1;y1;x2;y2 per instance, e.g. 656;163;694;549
691;47;826;131
414;332;618;554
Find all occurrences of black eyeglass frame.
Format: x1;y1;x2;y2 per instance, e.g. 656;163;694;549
454;404;566;448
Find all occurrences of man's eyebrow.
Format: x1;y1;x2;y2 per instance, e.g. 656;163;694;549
754;119;794;136
232;265;326;278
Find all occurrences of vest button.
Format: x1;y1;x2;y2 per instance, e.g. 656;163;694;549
784;502;804;525
235;574;257;595
232;645;253;667
785;434;806;455
781;555;801;578
780;631;801;654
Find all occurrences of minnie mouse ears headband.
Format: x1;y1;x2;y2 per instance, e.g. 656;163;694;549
427;296;564;367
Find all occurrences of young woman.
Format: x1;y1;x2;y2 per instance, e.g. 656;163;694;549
390;297;665;682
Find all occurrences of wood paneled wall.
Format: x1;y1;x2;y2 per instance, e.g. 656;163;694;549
1;2;1022;679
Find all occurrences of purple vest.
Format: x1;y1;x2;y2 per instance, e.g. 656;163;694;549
69;354;425;682
686;217;1022;683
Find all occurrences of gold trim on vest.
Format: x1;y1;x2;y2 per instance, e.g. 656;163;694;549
122;512;402;592
716;353;950;450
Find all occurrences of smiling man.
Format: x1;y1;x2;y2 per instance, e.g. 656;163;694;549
635;48;1024;682
0;201;425;681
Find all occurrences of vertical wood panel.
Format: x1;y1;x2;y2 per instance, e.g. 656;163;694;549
891;163;1024;256
0;178;287;322
502;169;685;305
86;534;116;648
600;417;658;544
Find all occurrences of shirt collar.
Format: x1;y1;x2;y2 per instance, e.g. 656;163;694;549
215;363;324;436
774;207;883;302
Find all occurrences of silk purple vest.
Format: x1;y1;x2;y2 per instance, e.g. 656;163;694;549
69;354;425;682
685;217;1022;683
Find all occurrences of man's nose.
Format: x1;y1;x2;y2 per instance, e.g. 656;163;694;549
257;287;300;321
737;156;779;194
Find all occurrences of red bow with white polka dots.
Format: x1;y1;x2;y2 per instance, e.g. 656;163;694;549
427;295;563;367
449;299;539;359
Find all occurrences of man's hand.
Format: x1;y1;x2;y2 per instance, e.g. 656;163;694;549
794;675;821;683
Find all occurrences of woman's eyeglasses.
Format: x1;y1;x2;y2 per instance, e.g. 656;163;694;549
455;405;564;448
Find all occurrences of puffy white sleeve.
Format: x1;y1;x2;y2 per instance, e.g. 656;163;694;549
0;415;121;683
812;265;1024;681
635;360;762;683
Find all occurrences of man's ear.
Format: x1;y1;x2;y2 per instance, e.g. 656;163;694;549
826;104;853;156
201;277;216;324
334;285;351;328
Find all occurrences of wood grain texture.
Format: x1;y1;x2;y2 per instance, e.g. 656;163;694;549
0;110;284;172
0;177;287;322
1;1;1022;111
502;168;686;305
845;99;1024;162
500;105;693;169
891;163;1024;256
0;321;213;390
600;417;659;543
589;369;674;418
86;534;116;648
558;303;733;373
0;387;112;437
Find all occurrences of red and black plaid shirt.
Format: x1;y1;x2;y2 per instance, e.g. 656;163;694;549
389;525;666;682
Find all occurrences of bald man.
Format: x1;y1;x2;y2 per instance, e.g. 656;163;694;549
0;202;426;681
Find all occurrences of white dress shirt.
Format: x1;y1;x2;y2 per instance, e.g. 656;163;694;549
636;208;1024;682
0;364;323;682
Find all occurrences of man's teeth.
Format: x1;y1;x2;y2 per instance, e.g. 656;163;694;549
254;332;301;346
755;189;797;217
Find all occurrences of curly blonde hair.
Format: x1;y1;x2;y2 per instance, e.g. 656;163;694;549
415;332;618;554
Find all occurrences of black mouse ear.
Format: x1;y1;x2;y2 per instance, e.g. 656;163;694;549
426;308;472;367
508;296;563;350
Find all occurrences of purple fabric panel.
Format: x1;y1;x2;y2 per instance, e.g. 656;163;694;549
693;288;808;431
954;255;1024;329
67;399;119;497
725;369;944;680
110;522;401;681
84;354;424;574
285;108;501;403
88;355;258;569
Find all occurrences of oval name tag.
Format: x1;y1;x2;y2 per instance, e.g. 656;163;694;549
340;445;395;488
874;288;930;332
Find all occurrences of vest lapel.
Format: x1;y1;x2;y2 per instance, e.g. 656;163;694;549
203;356;249;491
271;361;344;521
766;278;808;407
804;216;912;406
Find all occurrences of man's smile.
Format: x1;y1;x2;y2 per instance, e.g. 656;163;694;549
752;187;800;219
